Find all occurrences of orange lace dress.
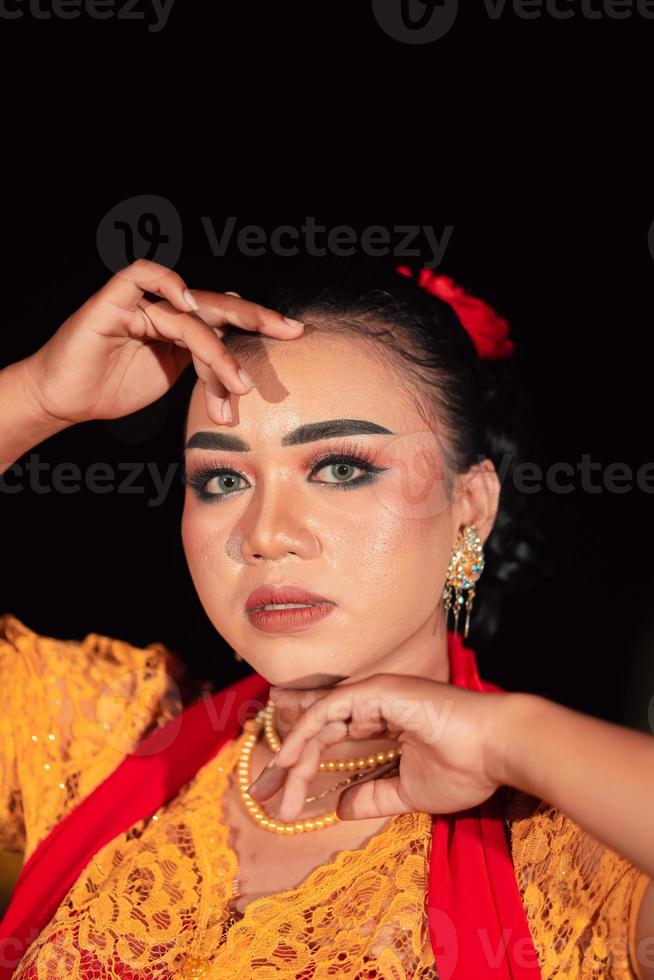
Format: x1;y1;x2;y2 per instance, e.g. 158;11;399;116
0;613;650;980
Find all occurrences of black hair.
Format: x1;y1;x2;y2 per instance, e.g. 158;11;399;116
185;253;555;651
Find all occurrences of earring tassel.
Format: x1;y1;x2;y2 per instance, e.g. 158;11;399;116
464;587;475;640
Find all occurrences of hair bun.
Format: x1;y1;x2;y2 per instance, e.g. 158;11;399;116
395;265;516;361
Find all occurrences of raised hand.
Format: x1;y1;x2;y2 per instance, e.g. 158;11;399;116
19;258;304;429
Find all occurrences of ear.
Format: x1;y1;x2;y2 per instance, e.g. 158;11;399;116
452;458;501;545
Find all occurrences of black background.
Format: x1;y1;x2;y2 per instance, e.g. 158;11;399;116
2;206;653;734
1;0;653;740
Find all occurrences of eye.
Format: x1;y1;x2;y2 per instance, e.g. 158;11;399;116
184;465;250;502
308;451;387;491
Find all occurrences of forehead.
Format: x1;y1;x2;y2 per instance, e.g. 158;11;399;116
185;331;422;443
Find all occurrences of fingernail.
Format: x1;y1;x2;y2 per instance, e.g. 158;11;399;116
183;289;200;311
238;368;255;389
247;763;287;799
221;398;232;423
282;316;304;329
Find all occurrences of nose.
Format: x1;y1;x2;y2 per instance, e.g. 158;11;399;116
240;481;321;564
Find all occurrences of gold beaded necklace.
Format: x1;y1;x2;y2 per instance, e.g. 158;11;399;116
236;700;402;834
263;701;401;774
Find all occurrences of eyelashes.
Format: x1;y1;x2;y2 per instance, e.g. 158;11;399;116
184;442;388;503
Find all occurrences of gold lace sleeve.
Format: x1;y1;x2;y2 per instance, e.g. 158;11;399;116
0;613;184;863
506;787;652;979
0;620;25;852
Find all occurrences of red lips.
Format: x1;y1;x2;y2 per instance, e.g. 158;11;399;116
244;584;335;614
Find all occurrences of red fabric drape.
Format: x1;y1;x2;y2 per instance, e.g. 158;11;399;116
427;631;543;978
0;633;542;978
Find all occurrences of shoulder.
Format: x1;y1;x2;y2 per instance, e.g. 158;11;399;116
505;787;651;978
0;613;186;857
1;610;178;677
1;613;184;741
0;612;185;708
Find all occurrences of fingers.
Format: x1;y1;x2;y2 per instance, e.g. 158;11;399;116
247;714;348;804
187;289;305;339
273;726;407;822
133;298;254;424
336;773;409;821
267;691;354;771
94;261;305;341
267;682;394;771
212;291;241;338
248;681;416;823
268;675;441;753
259;688;396;824
92;262;305;426
265;699;306;743
95;259;198;315
275;720;351;821
191;352;231;425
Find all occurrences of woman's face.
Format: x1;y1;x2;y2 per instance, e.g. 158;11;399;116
181;330;498;688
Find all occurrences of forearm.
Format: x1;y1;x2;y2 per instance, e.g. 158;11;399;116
502;692;654;878
0;359;71;475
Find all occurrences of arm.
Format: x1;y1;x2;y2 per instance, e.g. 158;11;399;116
0;359;72;475
502;693;654;978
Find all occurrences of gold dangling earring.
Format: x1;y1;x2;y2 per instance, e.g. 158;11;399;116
442;523;485;639
233;650;243;663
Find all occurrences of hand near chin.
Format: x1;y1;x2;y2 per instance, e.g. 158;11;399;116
247;674;521;822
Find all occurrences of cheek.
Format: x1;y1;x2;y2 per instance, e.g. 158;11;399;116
181;503;200;565
331;494;451;606
181;502;225;577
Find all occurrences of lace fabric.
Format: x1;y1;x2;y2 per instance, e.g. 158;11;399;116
505;788;650;979
0;613;650;979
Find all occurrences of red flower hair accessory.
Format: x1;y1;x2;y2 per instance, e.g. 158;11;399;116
395;264;516;360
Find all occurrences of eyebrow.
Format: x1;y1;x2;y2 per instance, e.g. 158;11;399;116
184;419;394;452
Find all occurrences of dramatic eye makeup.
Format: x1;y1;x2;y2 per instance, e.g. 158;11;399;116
183;440;389;503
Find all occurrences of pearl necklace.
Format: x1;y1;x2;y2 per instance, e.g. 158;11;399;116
262;701;401;772
236;700;402;834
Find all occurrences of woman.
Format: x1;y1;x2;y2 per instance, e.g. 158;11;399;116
0;255;652;979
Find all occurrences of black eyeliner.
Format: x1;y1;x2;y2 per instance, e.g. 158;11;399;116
185;452;388;503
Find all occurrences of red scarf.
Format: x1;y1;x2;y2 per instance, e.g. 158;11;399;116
0;632;542;978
